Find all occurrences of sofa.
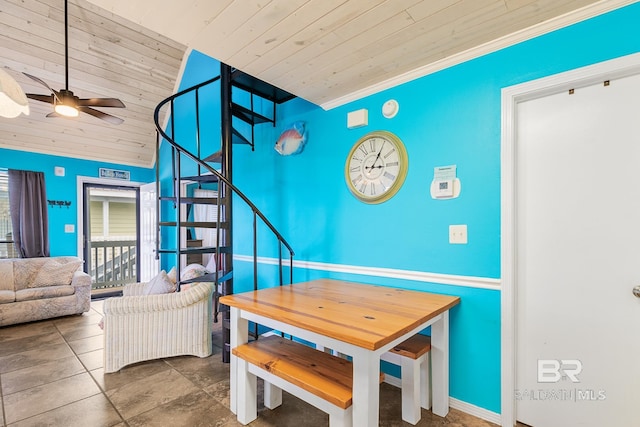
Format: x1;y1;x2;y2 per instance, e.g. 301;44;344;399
0;256;91;327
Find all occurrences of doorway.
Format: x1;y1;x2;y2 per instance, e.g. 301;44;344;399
501;53;640;427
83;183;140;297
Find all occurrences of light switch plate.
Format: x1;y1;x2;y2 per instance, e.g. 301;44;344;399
64;224;75;233
449;224;467;244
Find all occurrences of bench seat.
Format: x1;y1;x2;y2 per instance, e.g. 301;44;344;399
233;335;383;426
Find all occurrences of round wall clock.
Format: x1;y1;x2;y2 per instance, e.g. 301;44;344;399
345;130;408;204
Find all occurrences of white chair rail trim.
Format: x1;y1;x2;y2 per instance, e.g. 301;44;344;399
234;255;500;291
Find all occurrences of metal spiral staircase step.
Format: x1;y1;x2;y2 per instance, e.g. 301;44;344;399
203;150;223;163
230;69;296;104
157;245;232;255
181;270;233;284
232;102;273;125
159;196;225;205
180;174;219;183
232;127;251;146
159;221;229;229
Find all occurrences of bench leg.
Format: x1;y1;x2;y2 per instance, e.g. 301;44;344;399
237;358;257;425
264;381;283;409
400;356;421;425
421;353;431;410
329;406;353;427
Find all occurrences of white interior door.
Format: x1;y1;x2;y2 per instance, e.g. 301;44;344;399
139;182;158;282
516;73;640;426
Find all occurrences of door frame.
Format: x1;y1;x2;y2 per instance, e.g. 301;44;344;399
76;176;145;271
500;52;640;427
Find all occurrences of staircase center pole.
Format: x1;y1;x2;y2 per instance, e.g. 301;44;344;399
221;63;234;363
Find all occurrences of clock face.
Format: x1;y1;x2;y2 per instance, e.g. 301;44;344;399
345;131;408;204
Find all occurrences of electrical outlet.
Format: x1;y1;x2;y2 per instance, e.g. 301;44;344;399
449;224;467;244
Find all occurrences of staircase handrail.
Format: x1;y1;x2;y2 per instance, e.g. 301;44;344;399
153;77;295;257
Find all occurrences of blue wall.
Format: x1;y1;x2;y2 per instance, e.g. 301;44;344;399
0;148;154;257
169;3;640;415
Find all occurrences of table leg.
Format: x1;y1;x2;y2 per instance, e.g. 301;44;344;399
431;311;450;417
351;349;380;426
230;307;248;415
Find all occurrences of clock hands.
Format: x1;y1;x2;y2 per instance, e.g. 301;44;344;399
364;164;383;170
364;141;386;171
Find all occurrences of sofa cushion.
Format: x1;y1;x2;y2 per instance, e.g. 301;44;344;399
15;285;75;302
0;259;14;292
0;290;15;304
13;257;82;290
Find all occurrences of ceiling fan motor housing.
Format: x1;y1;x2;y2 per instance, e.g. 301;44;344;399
54;89;79;117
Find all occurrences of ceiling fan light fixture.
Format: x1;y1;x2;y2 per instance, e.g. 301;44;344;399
54;103;78;117
0;68;30;118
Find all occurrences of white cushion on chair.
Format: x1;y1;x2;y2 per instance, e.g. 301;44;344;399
143;270;175;295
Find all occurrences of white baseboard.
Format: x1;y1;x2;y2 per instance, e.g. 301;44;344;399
384;375;501;425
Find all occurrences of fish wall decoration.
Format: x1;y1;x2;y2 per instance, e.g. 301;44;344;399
274;121;307;156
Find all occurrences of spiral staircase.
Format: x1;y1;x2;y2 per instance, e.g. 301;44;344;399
153;63;295;362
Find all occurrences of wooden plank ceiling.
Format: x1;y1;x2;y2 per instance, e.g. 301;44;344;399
90;0;629;109
0;0;186;168
1;0;634;167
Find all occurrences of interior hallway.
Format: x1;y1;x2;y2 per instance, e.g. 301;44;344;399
0;300;497;426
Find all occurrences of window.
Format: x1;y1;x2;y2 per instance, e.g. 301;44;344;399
0;169;16;258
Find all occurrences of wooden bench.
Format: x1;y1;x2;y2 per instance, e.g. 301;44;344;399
381;334;432;425
233;335;370;426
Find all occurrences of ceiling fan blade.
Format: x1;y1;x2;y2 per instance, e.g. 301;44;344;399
77;98;125;108
23;73;60;99
26;93;55;104
78;106;124;125
46;112;62;118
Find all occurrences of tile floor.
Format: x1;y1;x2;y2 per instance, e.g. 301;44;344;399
0;300;498;427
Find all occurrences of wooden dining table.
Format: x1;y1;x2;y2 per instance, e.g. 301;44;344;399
220;278;460;426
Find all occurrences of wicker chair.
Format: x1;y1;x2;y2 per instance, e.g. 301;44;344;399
103;281;214;373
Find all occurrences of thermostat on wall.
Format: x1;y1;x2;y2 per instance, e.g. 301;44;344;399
430;165;461;199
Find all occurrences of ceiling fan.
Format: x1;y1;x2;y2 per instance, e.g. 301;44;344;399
24;0;125;125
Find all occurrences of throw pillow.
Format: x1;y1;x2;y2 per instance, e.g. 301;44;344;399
166;266;177;284
30;258;82;288
180;263;208;281
142;270;175;295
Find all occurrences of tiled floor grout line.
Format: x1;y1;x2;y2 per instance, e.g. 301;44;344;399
53;311;130;427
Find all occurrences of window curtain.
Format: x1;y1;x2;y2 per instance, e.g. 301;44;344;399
8;169;50;258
